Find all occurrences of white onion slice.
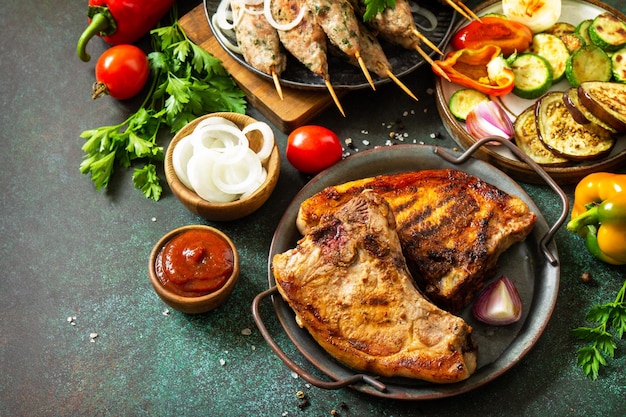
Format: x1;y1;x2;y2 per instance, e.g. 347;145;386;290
216;0;236;30
240;168;267;199
171;135;195;190
263;0;306;31
187;152;239;203
409;2;438;32
211;12;242;54
242;121;275;163
212;147;263;195
191;123;249;151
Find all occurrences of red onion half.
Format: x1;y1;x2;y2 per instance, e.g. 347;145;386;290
465;100;514;141
472;276;522;325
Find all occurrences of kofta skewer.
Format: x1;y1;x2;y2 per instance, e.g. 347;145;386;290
351;0;449;81
306;0;376;90
231;0;287;99
269;0;346;116
354;21;419;101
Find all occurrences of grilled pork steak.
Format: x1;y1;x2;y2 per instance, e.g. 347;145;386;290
296;169;537;312
273;192;477;383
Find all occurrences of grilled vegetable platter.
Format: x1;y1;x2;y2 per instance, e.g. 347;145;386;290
255;145;562;400
435;0;626;185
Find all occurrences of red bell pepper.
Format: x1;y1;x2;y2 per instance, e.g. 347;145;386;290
451;16;533;57
77;0;176;62
432;45;515;97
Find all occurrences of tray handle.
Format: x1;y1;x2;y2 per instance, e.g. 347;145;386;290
252;286;387;392
433;136;569;266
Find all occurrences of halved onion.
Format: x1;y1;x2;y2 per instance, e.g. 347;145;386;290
472;276;522;325
465;100;514;141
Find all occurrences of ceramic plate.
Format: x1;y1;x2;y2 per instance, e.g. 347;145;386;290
266;145;560;399
204;0;456;90
435;0;626;185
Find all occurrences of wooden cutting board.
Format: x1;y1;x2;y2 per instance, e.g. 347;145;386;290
179;4;337;132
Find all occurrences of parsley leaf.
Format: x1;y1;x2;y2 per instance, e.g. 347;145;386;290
79;5;246;201
572;279;626;380
363;0;396;21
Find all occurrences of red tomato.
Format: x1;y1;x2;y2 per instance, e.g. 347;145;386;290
93;45;149;100
286;125;343;174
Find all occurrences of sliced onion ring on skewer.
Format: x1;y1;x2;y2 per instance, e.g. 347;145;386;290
263;0;306;31
409;2;439;31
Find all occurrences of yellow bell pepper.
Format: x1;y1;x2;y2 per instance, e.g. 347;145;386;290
567;172;626;265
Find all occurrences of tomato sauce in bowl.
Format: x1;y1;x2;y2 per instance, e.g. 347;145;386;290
149;225;239;313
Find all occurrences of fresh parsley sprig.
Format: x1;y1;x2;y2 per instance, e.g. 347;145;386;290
80;5;246;201
363;0;397;21
572;279;626;380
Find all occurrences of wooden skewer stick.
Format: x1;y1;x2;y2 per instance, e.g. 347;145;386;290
384;69;418;102
325;80;346;117
443;0;474;22
456;0;482;22
271;70;284;100
411;29;443;56
355;51;376;90
411;43;451;82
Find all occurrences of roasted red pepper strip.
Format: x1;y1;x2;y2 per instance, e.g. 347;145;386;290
77;0;176;62
432;45;515;96
450;16;533;57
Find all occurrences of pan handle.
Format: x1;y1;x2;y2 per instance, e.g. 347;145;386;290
252;286;387;392
433;136;569;266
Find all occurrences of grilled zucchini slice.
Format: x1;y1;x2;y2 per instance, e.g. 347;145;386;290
513;105;571;166
448;89;490;121
588;13;626;52
529;33;570;82
575;19;593;46
536;92;614;160
611;47;626;83
565;45;612;87
510;53;553;99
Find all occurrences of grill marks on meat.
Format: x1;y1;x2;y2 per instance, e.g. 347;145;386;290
273;192;477;383
296;169;537;313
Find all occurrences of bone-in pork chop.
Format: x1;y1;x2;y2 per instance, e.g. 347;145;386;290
272;192;477;383
296;169;537;313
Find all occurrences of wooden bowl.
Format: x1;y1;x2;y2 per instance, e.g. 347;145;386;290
165;112;280;221
148;225;240;314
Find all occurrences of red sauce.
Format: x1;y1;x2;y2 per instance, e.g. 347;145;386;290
155;229;234;297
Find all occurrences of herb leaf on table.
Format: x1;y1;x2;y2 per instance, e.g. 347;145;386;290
80;6;246;201
572;279;626;380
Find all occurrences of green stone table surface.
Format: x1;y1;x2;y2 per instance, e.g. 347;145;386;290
1;0;625;415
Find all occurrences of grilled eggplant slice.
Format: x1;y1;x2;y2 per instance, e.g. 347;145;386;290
535;92;615;160
562;87;618;133
578;81;626;133
514;105;571;166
